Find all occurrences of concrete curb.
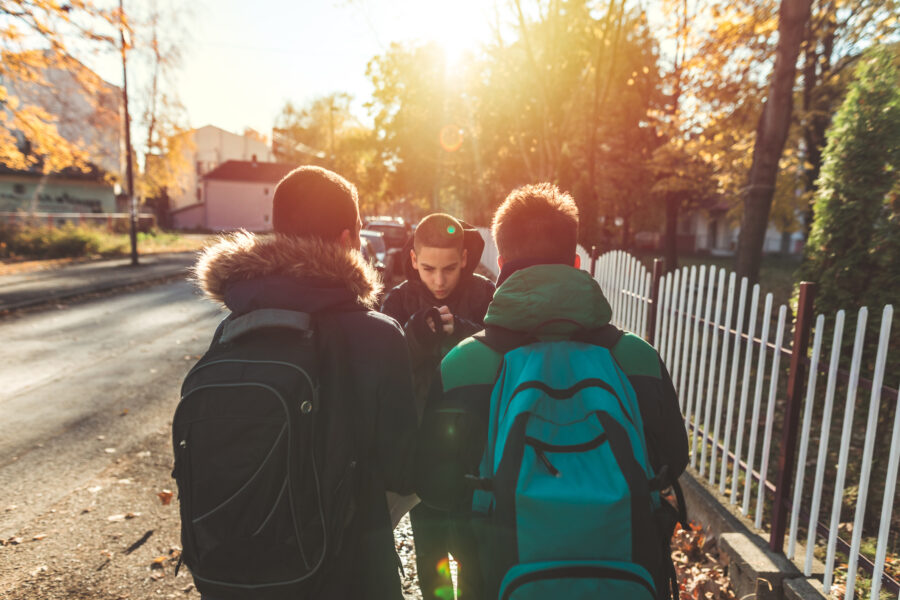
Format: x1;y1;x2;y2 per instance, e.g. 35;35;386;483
0;271;189;312
0;252;197;312
679;470;828;600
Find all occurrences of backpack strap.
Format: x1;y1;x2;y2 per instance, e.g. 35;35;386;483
571;323;625;349
219;309;312;344
472;325;538;354
474;322;625;355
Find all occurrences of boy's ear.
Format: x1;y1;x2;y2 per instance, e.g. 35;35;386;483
574;254;581;269
497;255;505;270
410;248;418;269
461;248;468;269
340;228;360;251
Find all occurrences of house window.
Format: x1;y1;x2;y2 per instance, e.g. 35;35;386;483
13;184;25;195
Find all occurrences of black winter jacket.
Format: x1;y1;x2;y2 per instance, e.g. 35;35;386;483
380;225;495;407
193;231;417;600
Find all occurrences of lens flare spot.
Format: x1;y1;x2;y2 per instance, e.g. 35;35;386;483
436;557;452;579
434;585;455;600
439;124;464;152
447;226;456;234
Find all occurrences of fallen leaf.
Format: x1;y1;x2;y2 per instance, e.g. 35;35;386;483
107;514;126;522
150;571;164;580
104;448;117;454
120;409;129;416
181;583;195;593
158;489;174;506
32;534;47;541
30;565;48;577
4;505;17;512
151;555;168;568
8;537;23;545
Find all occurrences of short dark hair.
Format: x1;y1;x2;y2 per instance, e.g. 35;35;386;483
414;213;465;253
272;166;359;239
491;183;579;262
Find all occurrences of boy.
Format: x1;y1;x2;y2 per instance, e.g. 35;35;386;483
183;166;417;599
381;213;495;600
415;184;689;599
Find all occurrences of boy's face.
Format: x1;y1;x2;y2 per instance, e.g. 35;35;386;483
411;246;467;300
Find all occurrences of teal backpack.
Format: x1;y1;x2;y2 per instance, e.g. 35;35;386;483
470;323;680;600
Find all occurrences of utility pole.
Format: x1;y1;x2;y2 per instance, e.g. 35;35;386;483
328;97;336;169
119;0;138;266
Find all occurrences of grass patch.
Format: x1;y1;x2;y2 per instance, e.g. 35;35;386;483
0;224;206;261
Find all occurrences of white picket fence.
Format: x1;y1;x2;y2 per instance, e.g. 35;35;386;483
475;229;899;599
598;251;899;600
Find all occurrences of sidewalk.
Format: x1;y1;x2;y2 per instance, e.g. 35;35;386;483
0;251;198;312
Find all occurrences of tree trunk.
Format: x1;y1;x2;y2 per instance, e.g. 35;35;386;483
735;0;813;282
665;194;679;272
801;5;836;236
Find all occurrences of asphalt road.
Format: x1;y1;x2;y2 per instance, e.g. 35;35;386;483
0;280;223;540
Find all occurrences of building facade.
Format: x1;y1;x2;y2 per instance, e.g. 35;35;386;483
1;54;122;219
171;159;294;231
168;126;274;212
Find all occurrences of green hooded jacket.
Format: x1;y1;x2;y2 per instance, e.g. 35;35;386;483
414;263;689;511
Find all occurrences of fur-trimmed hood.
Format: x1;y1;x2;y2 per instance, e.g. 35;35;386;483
193;230;383;310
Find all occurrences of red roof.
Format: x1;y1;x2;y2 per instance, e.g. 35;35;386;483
202;160;295;184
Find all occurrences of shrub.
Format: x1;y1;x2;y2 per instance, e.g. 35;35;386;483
0;223;124;259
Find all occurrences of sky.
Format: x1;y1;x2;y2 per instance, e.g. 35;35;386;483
87;0;499;139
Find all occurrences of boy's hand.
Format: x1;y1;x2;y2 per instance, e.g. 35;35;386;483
438;305;454;335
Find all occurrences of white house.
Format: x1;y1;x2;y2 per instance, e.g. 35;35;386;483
170;159;294;231
168;126;274;213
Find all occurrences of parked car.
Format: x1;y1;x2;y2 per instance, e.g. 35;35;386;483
360;229;388;265
363;217;412;277
363;217;411;249
359;234;385;275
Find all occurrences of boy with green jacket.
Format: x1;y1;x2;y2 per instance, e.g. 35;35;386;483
415;183;689;599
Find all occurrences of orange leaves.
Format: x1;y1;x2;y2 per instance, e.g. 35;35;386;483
672;522;737;600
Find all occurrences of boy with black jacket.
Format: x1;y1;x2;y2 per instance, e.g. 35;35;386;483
188;166;417;600
381;213;495;600
414;184;689;599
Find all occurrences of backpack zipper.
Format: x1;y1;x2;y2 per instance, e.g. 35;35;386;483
533;447;560;477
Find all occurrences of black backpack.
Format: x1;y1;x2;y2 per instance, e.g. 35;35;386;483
172;308;358;599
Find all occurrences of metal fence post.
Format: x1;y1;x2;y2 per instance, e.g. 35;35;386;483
769;281;816;553
646;258;665;344
590;246;599;277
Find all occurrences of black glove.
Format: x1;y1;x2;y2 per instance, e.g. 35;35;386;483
406;306;445;354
